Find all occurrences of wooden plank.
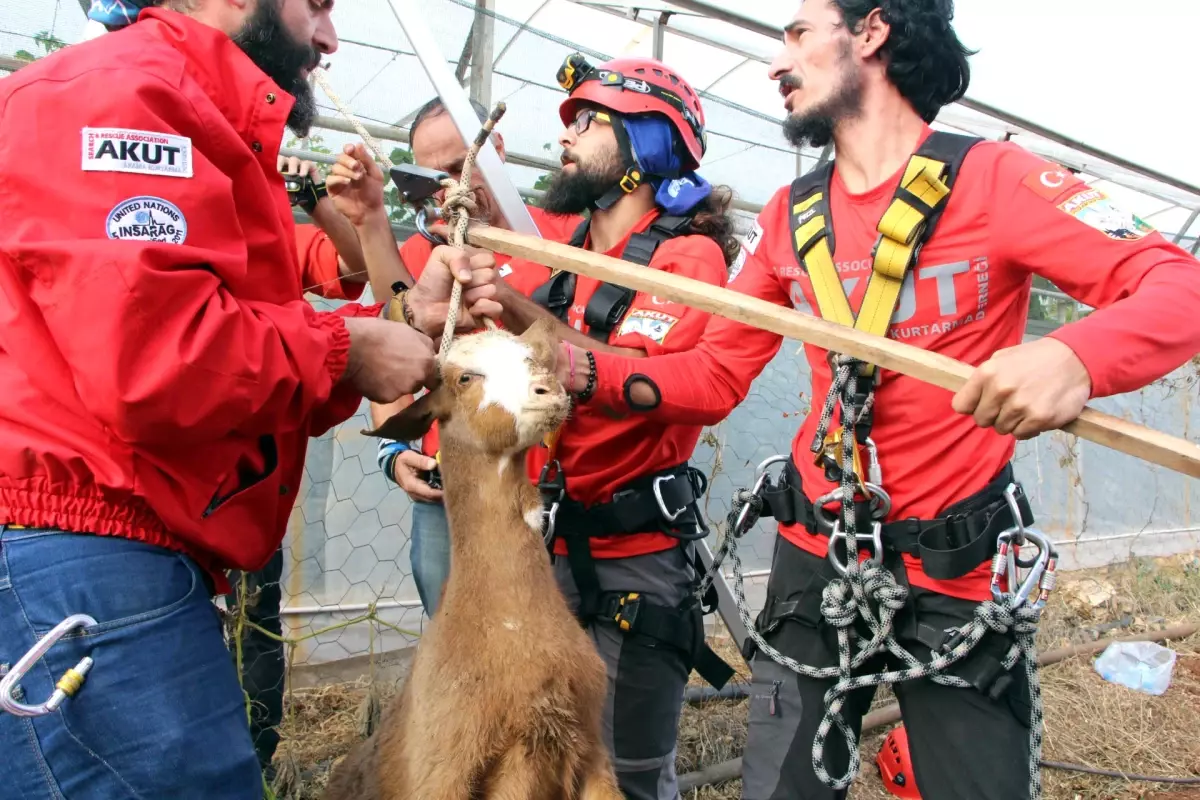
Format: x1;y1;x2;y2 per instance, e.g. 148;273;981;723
466;225;1200;480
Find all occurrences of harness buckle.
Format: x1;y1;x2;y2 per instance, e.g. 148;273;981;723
1;614;97;718
653;475;686;522
828;521;883;577
538;459;566;543
612;592;642;632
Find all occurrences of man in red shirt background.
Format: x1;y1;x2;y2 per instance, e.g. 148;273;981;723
555;2;1200;799
284;153;371;302
469;54;743;800
0;2;501;798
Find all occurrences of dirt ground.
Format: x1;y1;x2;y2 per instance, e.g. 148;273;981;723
274;554;1200;800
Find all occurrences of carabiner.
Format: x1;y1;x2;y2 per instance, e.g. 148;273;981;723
415;205;448;246
732;454;790;535
990;527;1055;608
828;520;883;577
1;613;97;718
812;482;893;531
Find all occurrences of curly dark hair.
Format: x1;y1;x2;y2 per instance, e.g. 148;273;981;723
833;0;976;123
688;185;741;269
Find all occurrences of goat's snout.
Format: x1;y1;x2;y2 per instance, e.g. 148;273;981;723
529;377;561;400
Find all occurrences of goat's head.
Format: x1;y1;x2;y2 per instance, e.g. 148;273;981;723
366;318;569;456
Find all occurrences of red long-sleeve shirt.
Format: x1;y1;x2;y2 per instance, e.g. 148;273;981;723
0;9;380;590
588;129;1200;599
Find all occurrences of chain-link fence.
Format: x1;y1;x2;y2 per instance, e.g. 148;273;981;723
4;2;1200;795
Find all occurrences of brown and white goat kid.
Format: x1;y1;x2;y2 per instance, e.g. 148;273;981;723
323;319;623;800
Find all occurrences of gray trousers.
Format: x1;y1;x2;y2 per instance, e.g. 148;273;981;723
553;543;696;800
742;536;1034;800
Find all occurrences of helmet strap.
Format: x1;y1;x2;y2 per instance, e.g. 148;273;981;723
592;113;644;212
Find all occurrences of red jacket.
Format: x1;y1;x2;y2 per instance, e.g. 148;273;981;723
0;9;379;590
589;130;1200;599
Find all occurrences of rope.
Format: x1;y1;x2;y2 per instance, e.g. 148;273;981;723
713;490;1048;795
701;351;1050;797
312;67;501;359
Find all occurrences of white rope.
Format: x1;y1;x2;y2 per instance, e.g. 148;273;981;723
311;67;500;357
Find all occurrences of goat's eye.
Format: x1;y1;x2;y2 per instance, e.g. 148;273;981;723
458;373;475;386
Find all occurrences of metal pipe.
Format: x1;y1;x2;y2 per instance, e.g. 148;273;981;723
385;0;540;236
611;0;1200;202
279;599;424;617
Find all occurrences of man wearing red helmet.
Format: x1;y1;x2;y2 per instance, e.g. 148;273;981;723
480;53;740;800
552;2;1200;799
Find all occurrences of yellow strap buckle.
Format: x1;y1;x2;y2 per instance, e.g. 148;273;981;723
614;592;641;632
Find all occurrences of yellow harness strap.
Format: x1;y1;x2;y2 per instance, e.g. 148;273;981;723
789;141;966;483
792;154;952;344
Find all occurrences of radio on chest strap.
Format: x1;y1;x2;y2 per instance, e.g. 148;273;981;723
791;131;982;481
530;213;694;340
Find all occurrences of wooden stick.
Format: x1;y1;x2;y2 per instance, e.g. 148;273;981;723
466;225;1200;480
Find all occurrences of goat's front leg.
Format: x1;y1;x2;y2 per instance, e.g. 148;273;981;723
576;748;624;800
483;743;551;800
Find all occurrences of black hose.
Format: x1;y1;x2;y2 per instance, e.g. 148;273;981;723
1041;760;1200;785
682;683;749;703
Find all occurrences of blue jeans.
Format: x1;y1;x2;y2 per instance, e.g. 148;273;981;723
409;500;451;615
0;527;262;800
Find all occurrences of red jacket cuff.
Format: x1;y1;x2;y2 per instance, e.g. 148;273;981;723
315;311;354;384
1046;326;1104;399
590;350;632;409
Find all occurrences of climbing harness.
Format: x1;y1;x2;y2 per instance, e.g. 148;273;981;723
311;68;500;354
1;613;97;718
698;131;1059;798
530;212;697;341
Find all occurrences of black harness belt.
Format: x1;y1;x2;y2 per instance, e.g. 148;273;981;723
540;462;735;690
759;460;1034;582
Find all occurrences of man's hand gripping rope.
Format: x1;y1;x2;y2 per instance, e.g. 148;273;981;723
312;68;501;359
705;353;1059;798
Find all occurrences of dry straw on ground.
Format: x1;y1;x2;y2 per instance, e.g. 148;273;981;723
276;555;1200;800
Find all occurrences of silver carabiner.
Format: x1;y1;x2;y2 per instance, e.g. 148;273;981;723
864;437;882;487
990;527;1054;608
812;482;893;531
732;454;790;534
828;520;883;577
1;613;97;718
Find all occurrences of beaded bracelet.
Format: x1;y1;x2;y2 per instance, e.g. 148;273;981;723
576;350;597;403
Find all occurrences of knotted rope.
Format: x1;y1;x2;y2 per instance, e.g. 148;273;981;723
312;68;501;360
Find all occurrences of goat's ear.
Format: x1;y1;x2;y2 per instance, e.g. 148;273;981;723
362;388;450;441
519;317;560;366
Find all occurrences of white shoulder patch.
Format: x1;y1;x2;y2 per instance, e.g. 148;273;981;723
743;219;764;255
83;127;193;178
106;196;188;245
617;308;680;344
728;247;747;283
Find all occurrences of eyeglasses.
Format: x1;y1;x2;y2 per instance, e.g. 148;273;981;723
571;108;611;135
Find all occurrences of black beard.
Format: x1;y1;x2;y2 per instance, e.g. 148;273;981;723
780;46;864;150
541;150;629;215
232;0;319;137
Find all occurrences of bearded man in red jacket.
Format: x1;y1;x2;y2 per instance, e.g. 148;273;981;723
0;2;499;798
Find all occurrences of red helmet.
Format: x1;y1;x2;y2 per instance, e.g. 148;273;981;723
877;725;923;799
556;53;707;170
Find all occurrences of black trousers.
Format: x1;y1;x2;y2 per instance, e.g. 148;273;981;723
742;535;1034;800
225;547;286;780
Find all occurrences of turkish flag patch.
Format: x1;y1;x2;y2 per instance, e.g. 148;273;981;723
1021;165;1087;203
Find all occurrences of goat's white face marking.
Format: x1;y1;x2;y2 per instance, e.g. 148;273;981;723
446;333;534;419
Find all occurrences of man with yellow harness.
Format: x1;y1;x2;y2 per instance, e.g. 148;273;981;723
555;1;1200;798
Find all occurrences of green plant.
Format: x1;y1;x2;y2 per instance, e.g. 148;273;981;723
14;29;65;62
